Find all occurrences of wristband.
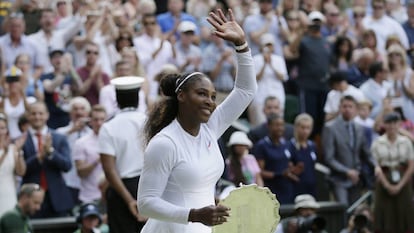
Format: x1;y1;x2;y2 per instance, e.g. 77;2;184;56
234;42;248;51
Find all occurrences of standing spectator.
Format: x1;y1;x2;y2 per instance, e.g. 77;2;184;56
321;3;349;43
0;12;44;81
360;61;392;119
248;96;294;144
76;42;110;105
253;114;296;204
14;54;44;101
22;101;74;218
57;97;92;204
1;66;29;140
250;33;288;126
99;77;147;233
175;21;202;73
41;49;81;129
322;95;374;206
324;71;366;122
290;11;331;136
288;113;318;197
243;0;287;56
73;105;106;204
0;184;44;233
201;30;236;104
347;6;367;46
0;113;26;217
28;8;81;74
225;131;264;187
362;0;409;53
402;0;414;63
134;13;175;102
156;0;198;37
371;112;414;233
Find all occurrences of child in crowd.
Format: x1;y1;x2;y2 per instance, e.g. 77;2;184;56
74;203;107;233
225;131;263;187
354;99;374;129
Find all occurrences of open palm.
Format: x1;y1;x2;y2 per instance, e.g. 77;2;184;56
207;9;246;45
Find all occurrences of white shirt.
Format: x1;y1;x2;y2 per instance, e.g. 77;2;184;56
133;34;175;101
28;17;81;73
362;15;409;53
360;79;392;118
4;98;25;140
252;53;288;107
138;51;257;233
324;85;366;114
99;110;147;178
57;122;92;189
99;84;147;119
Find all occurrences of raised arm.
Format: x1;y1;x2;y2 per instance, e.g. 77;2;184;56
206;9;257;137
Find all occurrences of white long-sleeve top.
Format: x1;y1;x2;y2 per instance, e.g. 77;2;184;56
138;50;257;233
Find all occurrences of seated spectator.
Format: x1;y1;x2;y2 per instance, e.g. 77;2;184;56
360;61;392;119
288;113;318;197
22;102;74;218
253;114;296;204
0;113;26;217
73;105;106;204
74;203;106;233
324;71;366;122
248;96;294;144
41;49;82;129
360;30;385;63
354;99;375;129
57;97;92;204
330;36;354;72
225;131;263;187
346;48;374;87
0;183;45;233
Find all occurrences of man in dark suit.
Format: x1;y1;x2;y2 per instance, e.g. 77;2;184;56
322;95;375;206
22;101;74;218
248;96;294;144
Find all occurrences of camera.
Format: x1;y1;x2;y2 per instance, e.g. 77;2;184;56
297;215;327;233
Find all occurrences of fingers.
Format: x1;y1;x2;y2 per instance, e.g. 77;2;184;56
206;16;220;31
228;8;235;22
217;9;227;23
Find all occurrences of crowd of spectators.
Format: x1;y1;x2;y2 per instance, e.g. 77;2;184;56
0;0;413;232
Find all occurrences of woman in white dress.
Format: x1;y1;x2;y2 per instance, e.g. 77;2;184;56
0;113;27;217
138;9;257;233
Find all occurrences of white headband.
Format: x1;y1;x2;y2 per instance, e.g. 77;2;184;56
174;72;203;93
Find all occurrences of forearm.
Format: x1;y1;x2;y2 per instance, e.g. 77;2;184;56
14;151;26;176
33;67;44;80
44;74;66;92
260;170;275;179
256;64;265;81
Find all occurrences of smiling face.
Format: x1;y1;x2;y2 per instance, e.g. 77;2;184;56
178;75;217;124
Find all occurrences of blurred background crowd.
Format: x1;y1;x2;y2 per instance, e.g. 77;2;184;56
0;0;414;232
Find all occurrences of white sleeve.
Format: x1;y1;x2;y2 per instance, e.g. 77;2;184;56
207;50;257;138
98;125;116;157
138;135;190;224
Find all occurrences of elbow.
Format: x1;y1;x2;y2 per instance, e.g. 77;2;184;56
137;197;152;217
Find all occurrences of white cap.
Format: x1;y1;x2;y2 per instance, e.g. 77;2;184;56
111;76;145;90
227;131;253;148
260;33;275;46
308;11;325;24
178;21;197;33
294;194;320;210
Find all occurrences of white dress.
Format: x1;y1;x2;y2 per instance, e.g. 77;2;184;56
138;51;257;233
0;145;17;217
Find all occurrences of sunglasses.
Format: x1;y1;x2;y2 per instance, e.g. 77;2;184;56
353;13;365;18
389;52;401;57
86;50;99;55
143;21;156;26
9;12;24;19
373;5;384;10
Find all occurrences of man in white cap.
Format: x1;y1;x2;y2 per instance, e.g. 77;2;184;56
99;76;147;233
275;194;325;233
289;11;331;138
175;21;201;73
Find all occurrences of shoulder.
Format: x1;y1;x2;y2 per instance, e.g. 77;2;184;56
51;129;66;140
0;208;20;222
157;12;170;21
